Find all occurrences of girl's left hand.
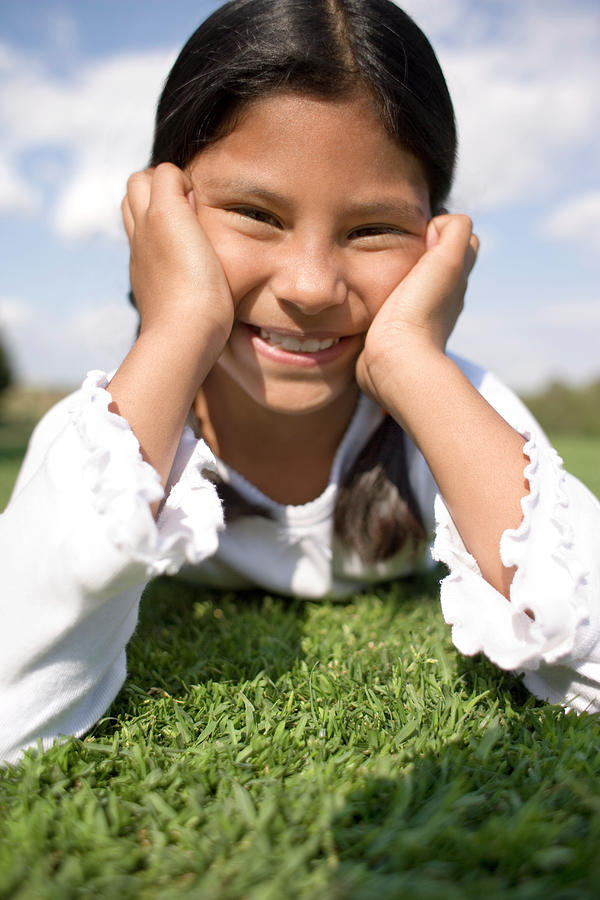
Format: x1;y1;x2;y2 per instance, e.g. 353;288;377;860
356;213;478;412
355;214;528;600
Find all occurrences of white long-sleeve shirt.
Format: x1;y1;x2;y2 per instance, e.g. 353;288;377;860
1;356;599;765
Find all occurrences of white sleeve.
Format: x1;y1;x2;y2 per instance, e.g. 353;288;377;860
0;371;223;766
431;360;600;713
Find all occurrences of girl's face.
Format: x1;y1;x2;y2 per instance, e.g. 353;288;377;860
188;91;431;419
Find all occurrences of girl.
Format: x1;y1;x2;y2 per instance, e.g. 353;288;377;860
1;0;599;767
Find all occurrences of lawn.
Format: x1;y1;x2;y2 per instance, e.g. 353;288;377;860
1;387;598;511
0;387;70;510
1;390;599;898
551;434;600;500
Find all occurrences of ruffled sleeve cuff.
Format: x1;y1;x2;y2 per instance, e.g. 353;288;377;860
70;371;223;580
432;430;597;674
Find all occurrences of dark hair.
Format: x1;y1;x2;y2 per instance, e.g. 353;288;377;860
145;0;457;561
151;0;456;212
334;415;426;562
214;413;426;565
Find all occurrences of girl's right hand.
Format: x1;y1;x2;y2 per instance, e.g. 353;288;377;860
121;163;234;346
108;164;234;492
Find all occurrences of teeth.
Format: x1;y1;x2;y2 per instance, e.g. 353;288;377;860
259;328;339;352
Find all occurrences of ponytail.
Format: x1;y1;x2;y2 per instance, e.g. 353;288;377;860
333;415;426;563
214;414;426;564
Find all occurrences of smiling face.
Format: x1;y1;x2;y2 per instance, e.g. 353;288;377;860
188;91;431;423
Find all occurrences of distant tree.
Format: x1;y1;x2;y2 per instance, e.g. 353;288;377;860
521;379;600;436
0;330;15;398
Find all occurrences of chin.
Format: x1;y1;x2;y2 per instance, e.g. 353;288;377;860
257;393;338;417
255;382;355;417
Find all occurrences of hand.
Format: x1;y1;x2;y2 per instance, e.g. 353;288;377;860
110;164;235;490
356;213;478;410
122;163;234;344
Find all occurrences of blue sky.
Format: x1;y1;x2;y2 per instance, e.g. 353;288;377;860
0;0;598;390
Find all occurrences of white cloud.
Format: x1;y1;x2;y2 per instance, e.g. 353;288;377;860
447;54;594;210
52;161;133;241
402;2;600;213
0;42;175;238
0;154;38;213
542;299;600;329
0;295;138;385
5;285;597;392
449;296;600;391
0;297;33;328
395;0;471;39
62;301;139;367
45;8;79;59
1;3;598;236
542;192;600;251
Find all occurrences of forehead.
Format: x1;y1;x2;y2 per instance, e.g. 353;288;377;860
189;92;430;215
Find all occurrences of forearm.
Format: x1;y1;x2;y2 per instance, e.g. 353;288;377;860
0;394;156;765
0;376;224;765
113;163;233;493
381;349;528;595
108;318;228;493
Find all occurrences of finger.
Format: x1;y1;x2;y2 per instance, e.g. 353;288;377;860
182;165;198;212
126;169;153;221
425;218;440;251
187;188;197;213
428;214;477;275
425;213;471;252
121;194;134;244
465;233;479;277
429;213;473;244
148;162;194;210
405;214;471;291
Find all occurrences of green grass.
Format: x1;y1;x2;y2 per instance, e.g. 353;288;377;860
550;434;600;500
0;387;69;510
2;579;600;899
1;393;600;897
1;390;598;511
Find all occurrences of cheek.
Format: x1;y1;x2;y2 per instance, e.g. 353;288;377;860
216;239;265;301
357;246;425;318
195;210;267;300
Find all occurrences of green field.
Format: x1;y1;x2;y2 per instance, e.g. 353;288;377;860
550;434;600;499
0;387;70;510
1;388;598;510
1;390;600;898
2;581;600;898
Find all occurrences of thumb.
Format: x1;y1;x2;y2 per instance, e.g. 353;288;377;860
425;218;440;251
425;214;479;277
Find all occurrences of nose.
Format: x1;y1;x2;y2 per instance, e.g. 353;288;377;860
271;237;347;315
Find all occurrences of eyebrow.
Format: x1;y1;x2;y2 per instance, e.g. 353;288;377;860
199;177;428;222
200;177;289;208
343;199;428;222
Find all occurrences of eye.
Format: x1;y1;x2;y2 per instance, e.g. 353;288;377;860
229;206;282;228
348;224;407;239
347;223;420;250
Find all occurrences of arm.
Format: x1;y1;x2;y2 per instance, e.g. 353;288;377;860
0;164;231;765
110;163;234;493
431;369;600;712
357;215;528;597
357;216;600;712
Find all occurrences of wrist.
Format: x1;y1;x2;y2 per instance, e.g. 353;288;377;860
139;309;231;364
362;337;449;419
